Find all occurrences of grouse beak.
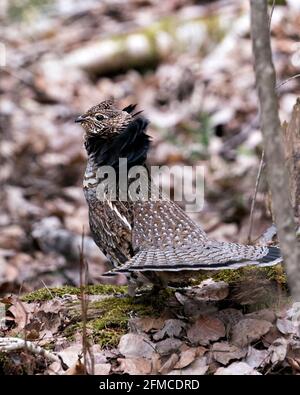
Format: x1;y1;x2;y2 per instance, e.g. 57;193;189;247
75;115;85;123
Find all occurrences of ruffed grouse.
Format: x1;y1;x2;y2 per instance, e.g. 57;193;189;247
76;99;281;294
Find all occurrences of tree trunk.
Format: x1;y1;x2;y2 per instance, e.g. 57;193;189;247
250;0;300;300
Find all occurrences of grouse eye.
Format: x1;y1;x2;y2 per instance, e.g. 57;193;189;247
95;114;104;121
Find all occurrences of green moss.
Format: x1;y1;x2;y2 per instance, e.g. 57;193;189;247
8;0;52;21
22;284;127;302
191;264;287;286
263;265;287;286
64;290;170;347
94;329;125;348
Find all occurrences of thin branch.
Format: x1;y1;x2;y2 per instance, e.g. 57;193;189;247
250;0;300;300
268;0;276;30
41;279;54;300
247;150;265;243
276;74;300;90
0;337;60;363
79;229;94;375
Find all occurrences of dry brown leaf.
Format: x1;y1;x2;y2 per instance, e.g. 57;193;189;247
174;347;198;369
287;357;300;372
47;361;64;375
117;358;152;375
276;318;297;335
269;338;288;364
155;338;183;356
184;279;229;301
215;362;261;375
175;292;218;318
8;299;35;333
169;356;208;375
0;224;26;250
159;353;180;374
150;353;162;374
118;334;155;359
212;341;247;365
94;364;111;375
129;316;165;333
153;319;186;341
286;340;300;372
90;344;108;365
58;344;83;368
216;308;243;328
245;346;270;369
246;309;276;324
262;326;282;347
65;358;86;375
187;316;225;345
231;319;272;348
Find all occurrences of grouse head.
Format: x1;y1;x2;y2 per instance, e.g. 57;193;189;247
76;99;150;168
75;99;140;139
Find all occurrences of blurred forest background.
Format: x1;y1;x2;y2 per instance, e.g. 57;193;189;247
1;0;300;295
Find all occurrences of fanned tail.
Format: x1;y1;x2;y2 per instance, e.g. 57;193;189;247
114;243;282;273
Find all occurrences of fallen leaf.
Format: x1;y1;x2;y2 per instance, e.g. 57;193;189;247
269;338;288;364
169;356;208;375
159;353;179;374
246;309;276;324
175;292;218;318
90;345;108;364
94;363;111;375
118;334;155;359
117;358;152;375
287;356;300;372
262;326;282;347
212;342;247;365
155;338;183;356
215;362;261;375
65;358;86;375
185;279;229;301
153;319;186;341
245;346;270;369
231;319;272;348
174;348;198;369
286;339;300;372
276;318;297;335
129;316;165;333
187;316;225;345
58;344;83;368
8;299;35;332
47;361;64;375
150;353;162;374
216;308;243;328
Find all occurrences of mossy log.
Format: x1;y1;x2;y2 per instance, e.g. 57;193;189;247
19;265;287;347
21;284;172;347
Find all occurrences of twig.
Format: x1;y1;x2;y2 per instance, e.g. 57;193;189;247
41;279;54;300
79;229;94;375
250;0;300;300
247;150;265;243
0;337;60;363
268;0;276;30
276;74;300;90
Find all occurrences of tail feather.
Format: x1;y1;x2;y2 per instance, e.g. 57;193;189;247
115;243;282;273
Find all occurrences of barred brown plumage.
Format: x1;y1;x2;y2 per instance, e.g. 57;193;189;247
76;99;282;294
